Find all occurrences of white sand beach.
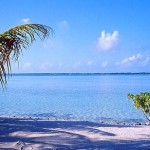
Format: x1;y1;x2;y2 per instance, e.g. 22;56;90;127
0;117;150;150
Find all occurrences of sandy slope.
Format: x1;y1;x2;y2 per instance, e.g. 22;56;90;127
0;117;150;150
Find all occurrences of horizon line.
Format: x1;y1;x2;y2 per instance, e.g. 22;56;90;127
10;72;150;75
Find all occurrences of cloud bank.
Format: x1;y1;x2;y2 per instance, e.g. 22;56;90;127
117;53;150;66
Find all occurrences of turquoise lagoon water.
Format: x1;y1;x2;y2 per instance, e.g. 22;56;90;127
0;74;149;123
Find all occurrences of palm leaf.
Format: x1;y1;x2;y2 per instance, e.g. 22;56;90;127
0;24;53;87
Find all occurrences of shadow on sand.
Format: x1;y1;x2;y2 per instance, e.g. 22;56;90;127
0;117;149;149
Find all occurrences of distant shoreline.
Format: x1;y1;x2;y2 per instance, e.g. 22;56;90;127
9;72;150;76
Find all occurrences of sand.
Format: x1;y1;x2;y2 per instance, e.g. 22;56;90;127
0;117;150;150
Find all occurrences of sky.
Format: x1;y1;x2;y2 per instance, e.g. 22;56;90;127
1;0;150;73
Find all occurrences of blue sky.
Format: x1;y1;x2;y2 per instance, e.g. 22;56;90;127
1;0;150;73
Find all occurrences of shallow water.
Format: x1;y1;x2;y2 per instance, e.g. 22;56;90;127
0;74;149;123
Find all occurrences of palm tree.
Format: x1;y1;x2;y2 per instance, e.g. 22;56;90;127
0;24;52;87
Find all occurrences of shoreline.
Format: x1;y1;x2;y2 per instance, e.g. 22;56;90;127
0;116;150;149
0;115;149;126
0;116;150;126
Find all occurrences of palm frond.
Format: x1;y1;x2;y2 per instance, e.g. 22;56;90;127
0;24;53;87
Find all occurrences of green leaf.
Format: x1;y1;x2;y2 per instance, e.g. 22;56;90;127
0;24;53;87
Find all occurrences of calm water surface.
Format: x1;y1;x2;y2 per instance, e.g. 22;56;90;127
0;74;149;123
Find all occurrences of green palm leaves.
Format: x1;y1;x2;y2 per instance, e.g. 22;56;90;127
128;92;150;122
0;24;52;87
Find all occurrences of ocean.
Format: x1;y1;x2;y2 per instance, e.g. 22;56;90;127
0;73;149;123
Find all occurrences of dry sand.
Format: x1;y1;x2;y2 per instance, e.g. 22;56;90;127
0;117;150;150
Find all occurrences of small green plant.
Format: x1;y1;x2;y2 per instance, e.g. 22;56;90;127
128;92;150;122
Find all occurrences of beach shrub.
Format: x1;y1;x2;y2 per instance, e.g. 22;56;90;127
128;92;150;122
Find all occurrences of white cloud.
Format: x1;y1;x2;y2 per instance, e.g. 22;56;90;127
22;62;31;69
74;61;81;68
58;62;63;67
43;39;63;50
43;44;48;48
141;56;150;65
58;20;69;30
117;53;150;66
101;61;108;67
21;18;30;23
87;61;93;66
97;30;119;51
40;63;53;70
